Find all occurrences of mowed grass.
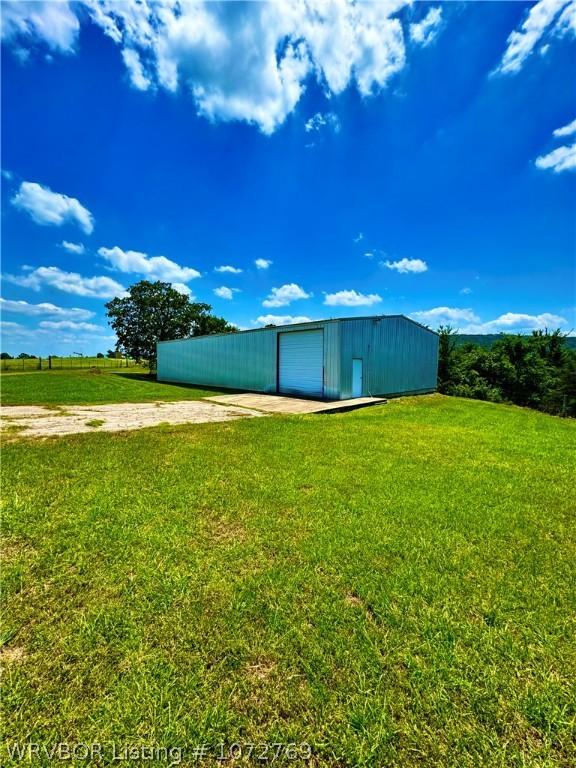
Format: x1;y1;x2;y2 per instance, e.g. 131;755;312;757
2;395;575;766
0;368;221;406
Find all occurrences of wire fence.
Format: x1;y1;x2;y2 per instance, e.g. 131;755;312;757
0;356;139;372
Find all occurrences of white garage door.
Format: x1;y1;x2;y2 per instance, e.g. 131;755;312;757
278;330;324;397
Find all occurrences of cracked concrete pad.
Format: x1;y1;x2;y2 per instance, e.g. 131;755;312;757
0;400;264;438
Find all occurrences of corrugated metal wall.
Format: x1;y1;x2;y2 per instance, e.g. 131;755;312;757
158;330;277;391
339;316;438;398
157;320;341;398
157;316;437;399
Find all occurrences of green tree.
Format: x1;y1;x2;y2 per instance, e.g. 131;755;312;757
436;327;573;417
96;352;105;359
437;325;459;394
491;332;564;410
105;280;234;371
0;352;13;360
557;351;576;417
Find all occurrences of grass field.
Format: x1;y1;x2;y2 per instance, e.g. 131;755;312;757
0;356;136;373
0;369;221;406
2;380;575;766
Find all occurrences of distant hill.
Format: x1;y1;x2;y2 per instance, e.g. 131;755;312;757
454;334;576;350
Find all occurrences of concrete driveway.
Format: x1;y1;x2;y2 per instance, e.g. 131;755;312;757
205;393;386;414
0;400;264;438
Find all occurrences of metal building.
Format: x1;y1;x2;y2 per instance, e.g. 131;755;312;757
157;315;438;400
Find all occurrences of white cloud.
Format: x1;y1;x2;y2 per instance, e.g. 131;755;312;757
12;181;94;234
3;266;125;299
410;307;568;333
534;121;576;173
61;240;85;255
263;283;311;307
255;314;313;326
535;143;576;172
38;320;104;332
255;258;272;270
353;232;364;243
324;290;382;307
383;257;428;274
86;1;410;133
97;245;201;283
557;0;576;36
121;48;151;91
171;282;193;297
215;265;243;274
0;320;46;342
459;287;472;296
553;117;576;137
409;7;442;47
410;307;480;326
0;297;94;320
461;312;568;334
0;321;26;332
495;0;574;75
2;1;435;134
0;320;115;348
0;0;80;54
214;286;239;300
305;112;340;134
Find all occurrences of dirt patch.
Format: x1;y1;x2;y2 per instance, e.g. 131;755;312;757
1;405;55;418
0;646;26;664
245;659;277;681
344;592;364;608
206;518;247;545
344;591;379;622
1;541;31;562
0;400;264;438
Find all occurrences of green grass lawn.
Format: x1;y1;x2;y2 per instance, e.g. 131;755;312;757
0;368;220;406
2;395;575;766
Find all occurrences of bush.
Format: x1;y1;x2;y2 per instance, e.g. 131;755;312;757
437;328;574;417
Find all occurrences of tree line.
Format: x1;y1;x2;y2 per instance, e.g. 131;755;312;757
438;326;576;417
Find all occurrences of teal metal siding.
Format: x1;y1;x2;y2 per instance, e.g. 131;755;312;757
158;330;277;391
339;316;438;398
157;320;341;398
157;315;436;399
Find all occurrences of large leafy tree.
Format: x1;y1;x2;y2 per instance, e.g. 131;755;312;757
106;280;234;370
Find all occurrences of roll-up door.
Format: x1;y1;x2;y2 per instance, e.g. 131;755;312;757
278;330;324;397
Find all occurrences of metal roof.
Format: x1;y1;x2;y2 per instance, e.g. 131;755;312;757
158;313;438;345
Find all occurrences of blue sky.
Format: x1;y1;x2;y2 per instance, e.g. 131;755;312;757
1;0;575;356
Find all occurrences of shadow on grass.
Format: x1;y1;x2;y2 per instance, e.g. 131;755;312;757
109;371;157;383
110;370;246;396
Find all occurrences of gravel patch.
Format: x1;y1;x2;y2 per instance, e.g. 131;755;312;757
1;400;264;438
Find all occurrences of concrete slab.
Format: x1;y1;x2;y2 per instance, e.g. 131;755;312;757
1;400;263;438
204;393;386;414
